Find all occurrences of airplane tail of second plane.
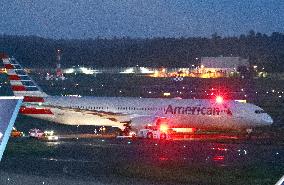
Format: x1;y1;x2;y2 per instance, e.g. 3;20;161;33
1;53;48;101
1;53;55;115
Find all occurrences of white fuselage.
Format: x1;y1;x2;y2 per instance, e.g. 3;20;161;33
23;96;273;130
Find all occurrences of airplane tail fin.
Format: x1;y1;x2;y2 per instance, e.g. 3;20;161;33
0;96;22;161
1;54;48;101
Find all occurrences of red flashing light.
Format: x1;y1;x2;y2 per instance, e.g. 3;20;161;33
159;124;169;133
213;155;225;161
159;157;169;161
216;96;223;104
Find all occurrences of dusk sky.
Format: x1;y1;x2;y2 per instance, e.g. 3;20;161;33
0;0;283;39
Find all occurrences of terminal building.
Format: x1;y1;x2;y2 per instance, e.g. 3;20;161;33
200;57;249;76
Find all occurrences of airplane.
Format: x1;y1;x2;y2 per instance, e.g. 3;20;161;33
0;96;23;161
0;54;273;138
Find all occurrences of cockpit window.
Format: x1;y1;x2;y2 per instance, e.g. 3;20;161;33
255;110;265;114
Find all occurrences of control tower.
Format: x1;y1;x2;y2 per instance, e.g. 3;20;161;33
46;49;65;80
55;49;65;80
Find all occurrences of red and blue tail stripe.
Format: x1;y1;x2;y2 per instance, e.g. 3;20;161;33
1;54;53;115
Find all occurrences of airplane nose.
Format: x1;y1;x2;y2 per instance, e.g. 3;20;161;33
263;114;273;125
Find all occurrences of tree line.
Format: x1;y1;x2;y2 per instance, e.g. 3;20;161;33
0;31;283;72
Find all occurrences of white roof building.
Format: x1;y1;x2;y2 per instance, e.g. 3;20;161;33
201;57;249;69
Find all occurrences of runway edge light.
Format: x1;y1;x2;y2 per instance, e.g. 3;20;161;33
0;97;23;161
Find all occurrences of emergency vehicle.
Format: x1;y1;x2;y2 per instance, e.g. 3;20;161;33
137;124;172;139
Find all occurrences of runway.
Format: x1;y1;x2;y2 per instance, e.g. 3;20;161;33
0;137;283;185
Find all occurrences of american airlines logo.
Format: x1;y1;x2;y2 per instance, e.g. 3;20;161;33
164;105;232;116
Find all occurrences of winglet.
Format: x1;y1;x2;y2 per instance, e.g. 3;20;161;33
0;96;23;161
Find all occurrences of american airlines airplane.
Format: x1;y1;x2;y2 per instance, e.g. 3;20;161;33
1;54;273;137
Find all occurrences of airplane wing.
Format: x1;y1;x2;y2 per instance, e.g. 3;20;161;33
42;105;157;130
0;97;23;161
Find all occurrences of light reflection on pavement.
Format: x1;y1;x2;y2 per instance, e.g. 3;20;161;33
0;137;283;185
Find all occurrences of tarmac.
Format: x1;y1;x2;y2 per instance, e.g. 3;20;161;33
0;136;283;185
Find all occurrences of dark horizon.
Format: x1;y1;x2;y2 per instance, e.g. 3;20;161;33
1;32;283;72
1;30;283;41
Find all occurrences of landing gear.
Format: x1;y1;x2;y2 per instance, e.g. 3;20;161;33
121;122;131;136
147;132;153;139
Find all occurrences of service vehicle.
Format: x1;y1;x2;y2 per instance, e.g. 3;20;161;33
42;130;59;141
29;128;44;139
10;127;24;138
137;124;171;139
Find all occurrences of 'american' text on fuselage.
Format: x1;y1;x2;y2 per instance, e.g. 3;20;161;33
164;105;232;116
